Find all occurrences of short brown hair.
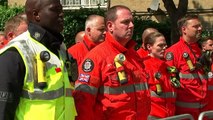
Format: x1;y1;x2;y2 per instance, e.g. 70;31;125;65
177;15;199;35
4;12;27;36
200;36;213;45
105;5;131;27
144;32;164;50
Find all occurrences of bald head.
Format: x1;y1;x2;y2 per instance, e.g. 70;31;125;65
142;28;158;48
85;15;105;43
75;31;85;43
85;15;105;31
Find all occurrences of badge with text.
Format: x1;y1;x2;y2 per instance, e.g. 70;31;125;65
166;52;174;61
82;59;94;72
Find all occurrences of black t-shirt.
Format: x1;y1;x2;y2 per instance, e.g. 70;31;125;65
0;48;25;120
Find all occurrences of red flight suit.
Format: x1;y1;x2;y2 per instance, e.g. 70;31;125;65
73;32;151;120
137;47;148;59
143;56;176;118
165;37;208;119
68;35;98;66
205;64;213;111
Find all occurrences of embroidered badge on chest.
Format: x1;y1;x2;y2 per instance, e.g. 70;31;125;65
166;52;174;61
82;59;94;72
34;32;41;39
154;72;161;79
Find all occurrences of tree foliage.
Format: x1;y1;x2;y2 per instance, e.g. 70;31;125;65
0;5;24;31
0;6;172;47
162;0;188;44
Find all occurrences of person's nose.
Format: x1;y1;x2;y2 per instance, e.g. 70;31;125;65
129;21;134;28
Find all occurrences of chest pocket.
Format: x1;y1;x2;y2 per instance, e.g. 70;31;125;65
106;63;120;86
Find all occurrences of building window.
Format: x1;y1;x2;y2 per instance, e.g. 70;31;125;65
61;0;108;10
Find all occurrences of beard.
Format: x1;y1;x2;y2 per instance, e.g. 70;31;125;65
195;33;202;39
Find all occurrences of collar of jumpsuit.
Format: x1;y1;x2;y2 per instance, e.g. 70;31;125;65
83;35;99;51
105;32;136;53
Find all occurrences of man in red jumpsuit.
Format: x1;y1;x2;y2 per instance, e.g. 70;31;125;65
165;15;208;119
74;31;85;43
68;15;105;66
137;28;158;59
73;5;151;120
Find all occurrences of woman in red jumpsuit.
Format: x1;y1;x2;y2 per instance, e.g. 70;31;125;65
140;32;176;119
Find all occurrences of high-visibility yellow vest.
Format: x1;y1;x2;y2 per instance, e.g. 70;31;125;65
0;31;77;120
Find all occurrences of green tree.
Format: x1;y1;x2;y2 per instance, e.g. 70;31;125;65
162;0;188;44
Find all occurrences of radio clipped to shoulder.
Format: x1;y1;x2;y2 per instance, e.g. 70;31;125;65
114;53;128;85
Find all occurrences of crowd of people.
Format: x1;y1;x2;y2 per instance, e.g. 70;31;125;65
0;0;213;120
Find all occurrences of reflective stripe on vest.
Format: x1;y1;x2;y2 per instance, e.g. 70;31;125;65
150;91;176;98
208;85;213;90
22;87;73;100
65;88;73;97
99;82;148;94
179;73;208;80
4;32;77;120
0;38;35;83
176;101;207;109
75;83;98;95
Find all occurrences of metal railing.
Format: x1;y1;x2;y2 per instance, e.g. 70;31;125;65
61;0;108;10
157;114;194;120
198;110;213;120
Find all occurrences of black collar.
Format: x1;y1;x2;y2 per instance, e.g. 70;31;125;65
28;23;64;51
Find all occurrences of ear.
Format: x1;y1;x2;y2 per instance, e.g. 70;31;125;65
7;32;15;41
147;44;152;51
33;9;40;22
182;26;186;34
86;27;91;32
202;44;206;51
107;21;113;33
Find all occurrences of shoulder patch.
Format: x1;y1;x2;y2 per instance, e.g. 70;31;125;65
182;52;189;58
82;58;94;72
165;52;174;61
208;72;213;78
154;72;161;79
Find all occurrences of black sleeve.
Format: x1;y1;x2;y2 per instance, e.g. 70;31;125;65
0;48;25;120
